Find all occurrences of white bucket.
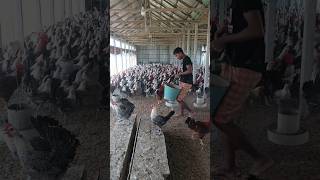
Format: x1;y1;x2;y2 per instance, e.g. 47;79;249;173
7;104;32;130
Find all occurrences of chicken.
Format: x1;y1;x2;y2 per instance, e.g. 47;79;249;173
274;83;291;100
112;98;135;119
4;116;79;179
185;117;211;146
150;105;175;127
155;84;165;104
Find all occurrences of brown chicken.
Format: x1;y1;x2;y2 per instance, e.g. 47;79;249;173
155;83;165;104
185;117;211;146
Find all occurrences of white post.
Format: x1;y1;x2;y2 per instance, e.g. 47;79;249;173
204;8;210;90
80;0;86;13
62;0;66;20
16;0;24;43
219;0;225;24
182;34;185;52
120;40;124;71
265;0;276;63
50;0;55;24
73;0;81;15
0;23;2;49
299;0;317;118
193;23;198;84
65;0;72;17
37;0;43;31
114;38;118;74
187;29;191;56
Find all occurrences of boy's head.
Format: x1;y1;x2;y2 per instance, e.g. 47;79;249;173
173;47;184;60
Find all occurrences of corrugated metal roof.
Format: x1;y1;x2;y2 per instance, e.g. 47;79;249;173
110;0;209;46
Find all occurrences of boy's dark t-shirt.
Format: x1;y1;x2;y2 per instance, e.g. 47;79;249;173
180;56;193;84
225;0;266;73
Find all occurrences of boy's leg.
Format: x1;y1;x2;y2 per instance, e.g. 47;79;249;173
214;67;273;175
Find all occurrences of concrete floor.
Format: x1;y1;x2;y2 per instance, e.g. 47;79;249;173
212;101;320;180
125;93;211;180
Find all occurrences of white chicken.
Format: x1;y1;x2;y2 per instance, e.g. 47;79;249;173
275;84;291;100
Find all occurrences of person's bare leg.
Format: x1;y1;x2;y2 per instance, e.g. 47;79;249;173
178;100;194;116
222;133;236;170
215;122;273;175
179;100;185;116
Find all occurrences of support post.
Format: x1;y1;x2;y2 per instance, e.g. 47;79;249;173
204;8;210;90
37;0;43;31
193;23;198;84
299;0;317;118
187;29;191;55
265;0;276;63
114;38;118;74
219;0;225;24
16;0;24;43
50;0;55;24
120;40;124;71
182;34;185;52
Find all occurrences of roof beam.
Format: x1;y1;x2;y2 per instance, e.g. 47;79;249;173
110;7;208;12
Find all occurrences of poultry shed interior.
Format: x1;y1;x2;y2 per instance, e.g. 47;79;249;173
110;0;210;179
1;0;320;179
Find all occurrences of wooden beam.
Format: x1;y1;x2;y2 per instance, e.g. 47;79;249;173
111;27;207;31
110;7;208;12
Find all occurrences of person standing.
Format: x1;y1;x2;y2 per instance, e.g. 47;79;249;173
212;0;273;178
173;47;195;117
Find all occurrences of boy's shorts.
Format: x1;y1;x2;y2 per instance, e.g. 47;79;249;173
215;64;262;124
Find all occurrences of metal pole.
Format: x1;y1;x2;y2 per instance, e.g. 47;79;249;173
50;0;55;24
204;8;210;89
38;0;43;30
182;34;185;51
120;40;124;71
16;0;24;43
114;38;118;74
187;29;191;55
299;0;317;118
193;23;198;84
265;0;276;63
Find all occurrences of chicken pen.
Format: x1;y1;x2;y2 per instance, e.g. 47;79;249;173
110;0;211;179
0;0;108;179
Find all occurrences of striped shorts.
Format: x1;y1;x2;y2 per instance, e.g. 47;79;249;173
215;64;262;124
177;82;192;102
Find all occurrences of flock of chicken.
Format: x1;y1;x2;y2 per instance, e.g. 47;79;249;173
1;9;107;109
110;62;210;147
111;63;205;97
0;9;108;179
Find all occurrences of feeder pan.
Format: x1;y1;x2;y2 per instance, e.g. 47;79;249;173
193;96;207;108
267;107;309;146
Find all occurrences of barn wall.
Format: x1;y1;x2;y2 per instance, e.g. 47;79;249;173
136;44;204;68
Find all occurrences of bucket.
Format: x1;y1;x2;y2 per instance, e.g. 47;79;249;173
164;84;181;102
211;75;230;112
7;104;32;130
